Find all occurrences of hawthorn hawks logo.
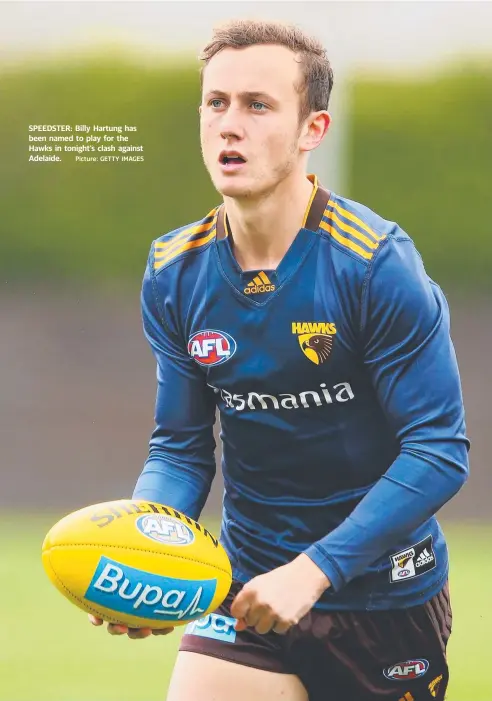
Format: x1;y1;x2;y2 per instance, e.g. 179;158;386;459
188;329;237;367
428;674;443;698
292;322;336;365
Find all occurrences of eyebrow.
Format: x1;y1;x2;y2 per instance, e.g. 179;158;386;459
204;90;278;105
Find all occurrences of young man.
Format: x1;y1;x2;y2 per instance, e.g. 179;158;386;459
91;19;469;701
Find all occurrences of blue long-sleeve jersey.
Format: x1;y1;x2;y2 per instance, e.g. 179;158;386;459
133;176;469;610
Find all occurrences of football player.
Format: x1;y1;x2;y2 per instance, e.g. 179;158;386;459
91;19;468;701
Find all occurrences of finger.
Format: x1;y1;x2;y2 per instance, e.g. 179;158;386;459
230;589;252;621
243;601;273;630
234;618;248;632
254;613;276;636
244;608;263;629
107;623;129;635
152;627;175;636
127;627;152;639
88;614;103;626
272;619;293;635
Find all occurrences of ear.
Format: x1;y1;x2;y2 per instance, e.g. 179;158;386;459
300;111;331;154
199;105;202;116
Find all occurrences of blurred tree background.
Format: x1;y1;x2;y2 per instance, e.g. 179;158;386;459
1;57;490;290
350;66;492;293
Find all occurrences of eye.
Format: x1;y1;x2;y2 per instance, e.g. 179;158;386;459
251;102;267;111
209;99;224;109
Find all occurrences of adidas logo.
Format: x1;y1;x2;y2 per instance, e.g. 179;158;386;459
415;548;434;568
244;271;275;295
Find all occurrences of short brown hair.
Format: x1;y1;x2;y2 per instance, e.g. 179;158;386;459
199;19;334;122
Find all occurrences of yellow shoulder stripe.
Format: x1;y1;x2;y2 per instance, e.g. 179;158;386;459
154;209;218;270
154;221;213;260
327;200;384;242
155;230;216;270
154;208;217;256
319;219;373;260
324;210;379;251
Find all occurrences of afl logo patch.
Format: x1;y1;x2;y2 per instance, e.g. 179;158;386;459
383;659;429;681
188;330;237;367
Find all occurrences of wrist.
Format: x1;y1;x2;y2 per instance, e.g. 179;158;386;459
295;553;332;596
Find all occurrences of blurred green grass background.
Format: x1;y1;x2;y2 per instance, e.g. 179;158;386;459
1;514;490;701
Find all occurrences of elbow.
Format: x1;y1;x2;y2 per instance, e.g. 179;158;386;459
402;435;469;503
450;432;470;478
437;439;470;500
453;440;470;487
443;413;471;489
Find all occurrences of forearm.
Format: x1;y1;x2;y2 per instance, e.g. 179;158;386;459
133;454;216;521
305;441;468;591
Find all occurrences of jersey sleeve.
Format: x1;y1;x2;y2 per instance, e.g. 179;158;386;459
304;236;469;591
132;247;217;520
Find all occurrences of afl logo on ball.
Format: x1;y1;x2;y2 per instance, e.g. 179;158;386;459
188;330;237;367
136;515;195;546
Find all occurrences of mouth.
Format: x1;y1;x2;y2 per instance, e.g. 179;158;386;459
219;151;247;172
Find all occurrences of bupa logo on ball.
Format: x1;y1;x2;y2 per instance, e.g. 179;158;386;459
136;514;195;546
383;659;429;681
188;329;237;367
85;556;216;621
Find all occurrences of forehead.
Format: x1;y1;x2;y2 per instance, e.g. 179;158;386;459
202;44;301;100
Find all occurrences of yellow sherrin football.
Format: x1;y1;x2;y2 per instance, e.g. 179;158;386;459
42;499;232;629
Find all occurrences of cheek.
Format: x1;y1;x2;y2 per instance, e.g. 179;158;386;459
268;128;298;159
199;120;215;155
199;118;210;140
260;127;284;152
270;116;299;146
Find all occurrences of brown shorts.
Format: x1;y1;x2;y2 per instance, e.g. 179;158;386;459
180;580;452;701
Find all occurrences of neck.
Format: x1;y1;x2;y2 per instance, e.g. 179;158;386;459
224;173;315;271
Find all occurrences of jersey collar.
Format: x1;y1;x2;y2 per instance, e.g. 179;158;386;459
215;174;329;242
214;175;330;304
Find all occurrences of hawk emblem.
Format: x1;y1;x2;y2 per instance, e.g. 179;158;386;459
298;333;334;365
397;554;413;569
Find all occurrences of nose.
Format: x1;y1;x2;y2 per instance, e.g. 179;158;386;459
221;129;239;140
219;106;244;141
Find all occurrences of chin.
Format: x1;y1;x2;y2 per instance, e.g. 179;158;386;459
212;173;271;200
218;183;253;198
213;176;252;198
